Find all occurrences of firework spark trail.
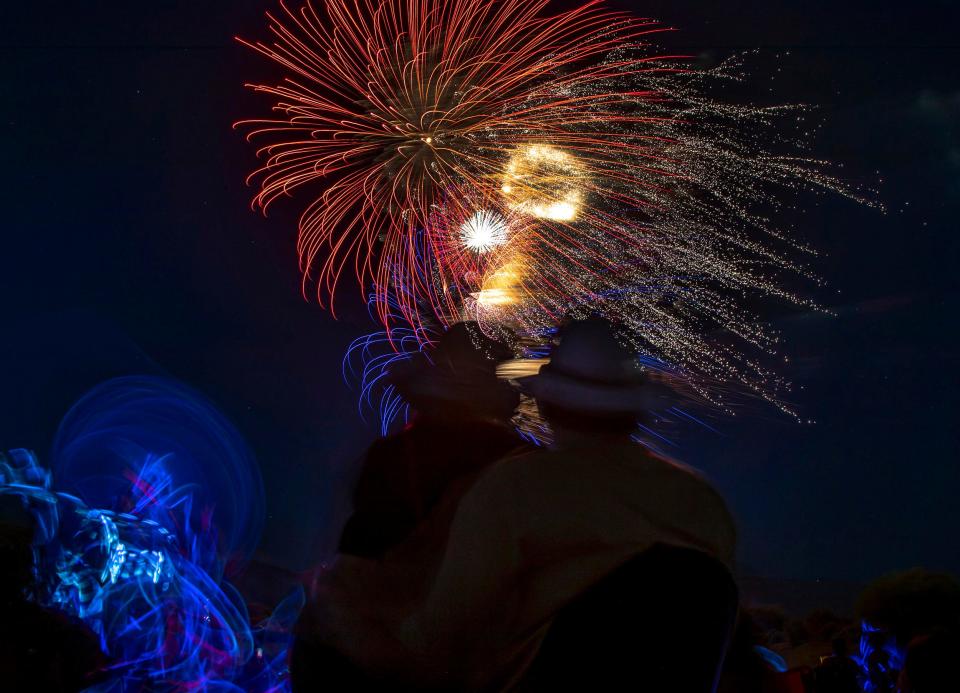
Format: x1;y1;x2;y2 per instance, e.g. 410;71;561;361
238;0;671;315
343;328;431;435
238;0;872;417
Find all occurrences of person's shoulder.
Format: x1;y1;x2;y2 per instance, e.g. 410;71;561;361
453;419;532;455
457;445;549;503
645;450;725;498
642;450;737;558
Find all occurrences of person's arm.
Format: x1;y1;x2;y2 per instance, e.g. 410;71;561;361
310;460;528;687
404;463;526;657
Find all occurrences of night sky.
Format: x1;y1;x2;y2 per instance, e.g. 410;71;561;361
2;1;958;585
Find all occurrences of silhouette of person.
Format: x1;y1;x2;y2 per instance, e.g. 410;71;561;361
0;498;107;692
339;321;528;558
813;637;860;693
857;568;960;693
295;318;736;690
898;629;959;693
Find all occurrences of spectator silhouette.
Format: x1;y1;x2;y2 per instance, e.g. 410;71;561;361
338;321;528;558
295;318;737;691
857;569;960;692
0;499;107;691
898;628;958;692
718;610;798;693
812;637;860;693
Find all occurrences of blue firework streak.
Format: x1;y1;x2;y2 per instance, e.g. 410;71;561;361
343;235;442;435
343;329;435;436
0;377;302;692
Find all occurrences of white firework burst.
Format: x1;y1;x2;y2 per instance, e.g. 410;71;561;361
459;210;510;253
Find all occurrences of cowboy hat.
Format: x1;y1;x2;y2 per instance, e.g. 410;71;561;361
516;319;670;414
388;322;519;417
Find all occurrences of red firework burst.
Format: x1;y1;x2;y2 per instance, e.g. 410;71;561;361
235;0;676;331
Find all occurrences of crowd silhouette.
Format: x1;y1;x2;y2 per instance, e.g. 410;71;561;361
1;319;956;691
0;496;106;692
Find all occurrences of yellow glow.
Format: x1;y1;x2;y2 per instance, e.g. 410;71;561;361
496;358;549;379
474;288;516;306
473;261;524;307
501;145;586;221
528;199;578;221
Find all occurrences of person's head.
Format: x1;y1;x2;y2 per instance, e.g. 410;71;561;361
0;531;35;604
856;569;960;690
858;569;960;646
518;318;669;440
900;629;958;692
0;496;36;602
388;322;518;423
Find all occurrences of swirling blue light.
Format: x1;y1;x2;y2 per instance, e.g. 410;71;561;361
0;376;301;692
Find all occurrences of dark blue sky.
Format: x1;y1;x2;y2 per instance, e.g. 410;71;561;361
1;1;957;582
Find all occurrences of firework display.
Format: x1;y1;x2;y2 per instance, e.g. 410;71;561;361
238;0;866;417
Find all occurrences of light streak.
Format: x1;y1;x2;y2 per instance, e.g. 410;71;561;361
0;378;303;691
